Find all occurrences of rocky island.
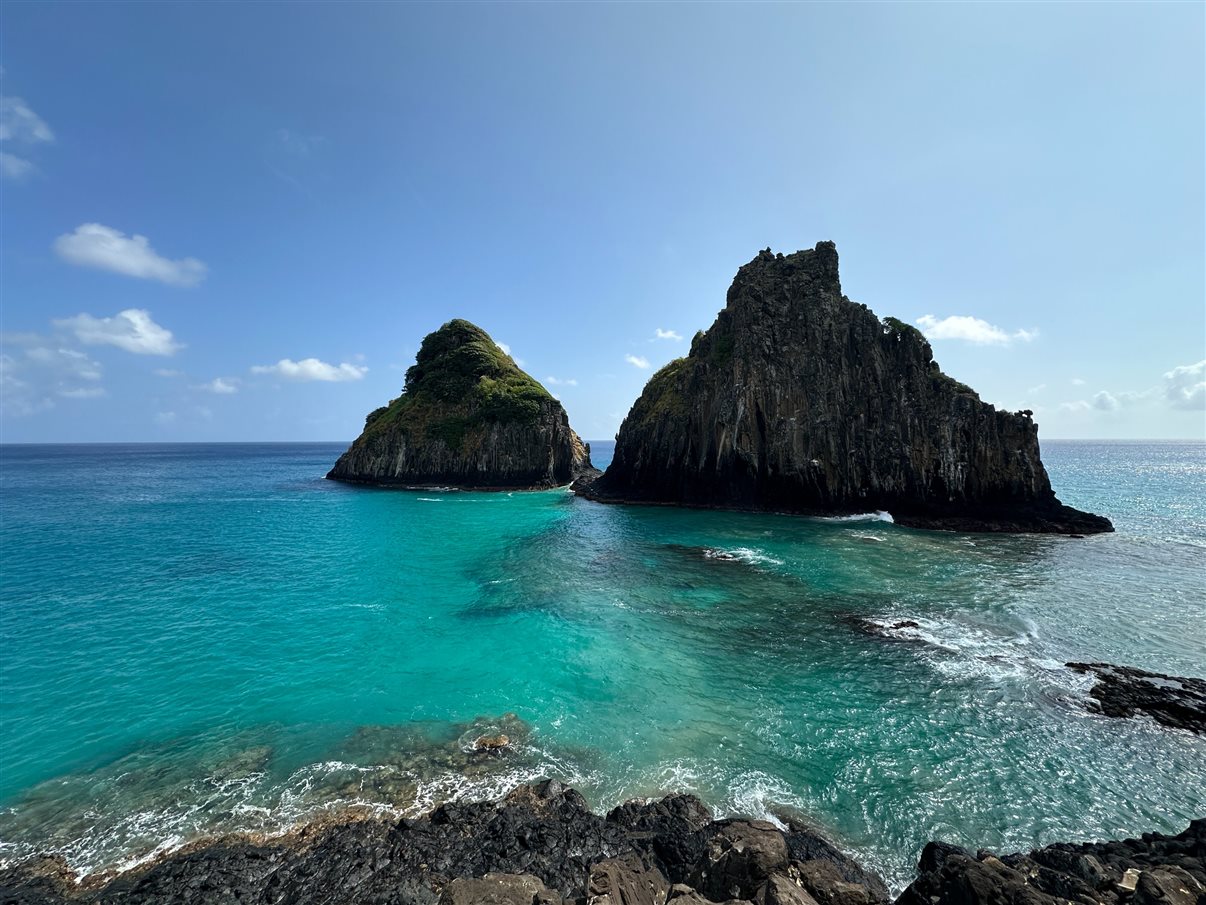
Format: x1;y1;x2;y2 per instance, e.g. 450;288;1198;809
327;320;594;490
577;242;1112;535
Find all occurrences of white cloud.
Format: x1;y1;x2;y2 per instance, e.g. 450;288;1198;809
1027;383;1046;394
0;342;103;415
0;95;53;181
1059;400;1092;413
625;354;651;369
59;386;106;399
251;358;367;382
1093;390;1119;411
1072;377;1086;386
54;309;182;356
155;411;177;425
916;314;1038;346
23;345;103;380
154;368;183;378
1164;360;1205;411
546;376;578;386
0;96;54;144
495;341;525;367
54;224;207;286
199;377;238;394
278;128;326;157
655;328;683;341
0;152;34;181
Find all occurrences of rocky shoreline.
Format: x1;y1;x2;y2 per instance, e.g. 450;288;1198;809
2;781;1201;905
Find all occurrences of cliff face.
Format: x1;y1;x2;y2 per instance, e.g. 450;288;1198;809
327;320;593;489
585;242;1111;534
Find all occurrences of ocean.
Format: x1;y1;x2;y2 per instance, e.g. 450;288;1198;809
1;440;1203;891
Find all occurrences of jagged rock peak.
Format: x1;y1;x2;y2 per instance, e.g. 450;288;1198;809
327;319;593;489
580;242;1112;534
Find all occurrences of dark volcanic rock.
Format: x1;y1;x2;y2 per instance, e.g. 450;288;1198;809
0;782;886;905
1067;662;1206;734
577;243;1111;535
897;819;1206;905
1;784;1201;905
327;319;594;489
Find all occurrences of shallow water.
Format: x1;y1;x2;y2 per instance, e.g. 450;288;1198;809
1;440;1203;891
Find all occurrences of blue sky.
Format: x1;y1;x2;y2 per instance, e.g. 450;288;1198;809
2;2;1202;443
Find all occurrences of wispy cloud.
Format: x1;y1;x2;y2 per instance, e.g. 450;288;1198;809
916;314;1037;346
251;358;367;382
0;340;103;415
1071;377;1086;386
546;376;578;386
0;96;54;143
0;94;54;181
0;152;35;181
198;377;238;394
54;224;207;286
154;368;183;378
278;128;326;157
54;309;182;356
625;354;651;369
654;328;683;341
58;386;106;399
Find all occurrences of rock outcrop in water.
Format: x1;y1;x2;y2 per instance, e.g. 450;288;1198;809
577;242;1111;534
327;320;594;489
1068;662;1206;734
2;782;1201;905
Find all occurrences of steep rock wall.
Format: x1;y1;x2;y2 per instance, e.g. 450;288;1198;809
584;243;1110;534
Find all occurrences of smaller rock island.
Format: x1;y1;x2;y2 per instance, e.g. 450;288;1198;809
327;319;594;489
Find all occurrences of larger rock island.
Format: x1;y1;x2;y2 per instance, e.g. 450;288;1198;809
578;242;1111;534
328;320;593;489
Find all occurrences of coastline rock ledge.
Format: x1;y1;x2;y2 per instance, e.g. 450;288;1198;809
327;319;594;489
577;242;1112;534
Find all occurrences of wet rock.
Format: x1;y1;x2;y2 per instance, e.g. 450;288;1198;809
473;734;512;755
1067;663;1206;734
576;242;1111;535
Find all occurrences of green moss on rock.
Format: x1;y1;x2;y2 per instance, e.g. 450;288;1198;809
359;319;554;453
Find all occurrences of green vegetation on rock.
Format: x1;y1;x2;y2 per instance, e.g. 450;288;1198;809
628;357;691;431
360;319;553;452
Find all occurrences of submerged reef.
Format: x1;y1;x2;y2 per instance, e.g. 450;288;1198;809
2;781;1201;905
577;242;1111;535
328;319;594;489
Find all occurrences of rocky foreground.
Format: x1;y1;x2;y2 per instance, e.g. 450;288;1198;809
579;242;1111;535
2;781;1201;905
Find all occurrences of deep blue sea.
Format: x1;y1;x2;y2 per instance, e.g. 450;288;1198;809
1;440;1204;890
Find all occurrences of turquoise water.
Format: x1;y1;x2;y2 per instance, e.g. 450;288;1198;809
1;440;1204;890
